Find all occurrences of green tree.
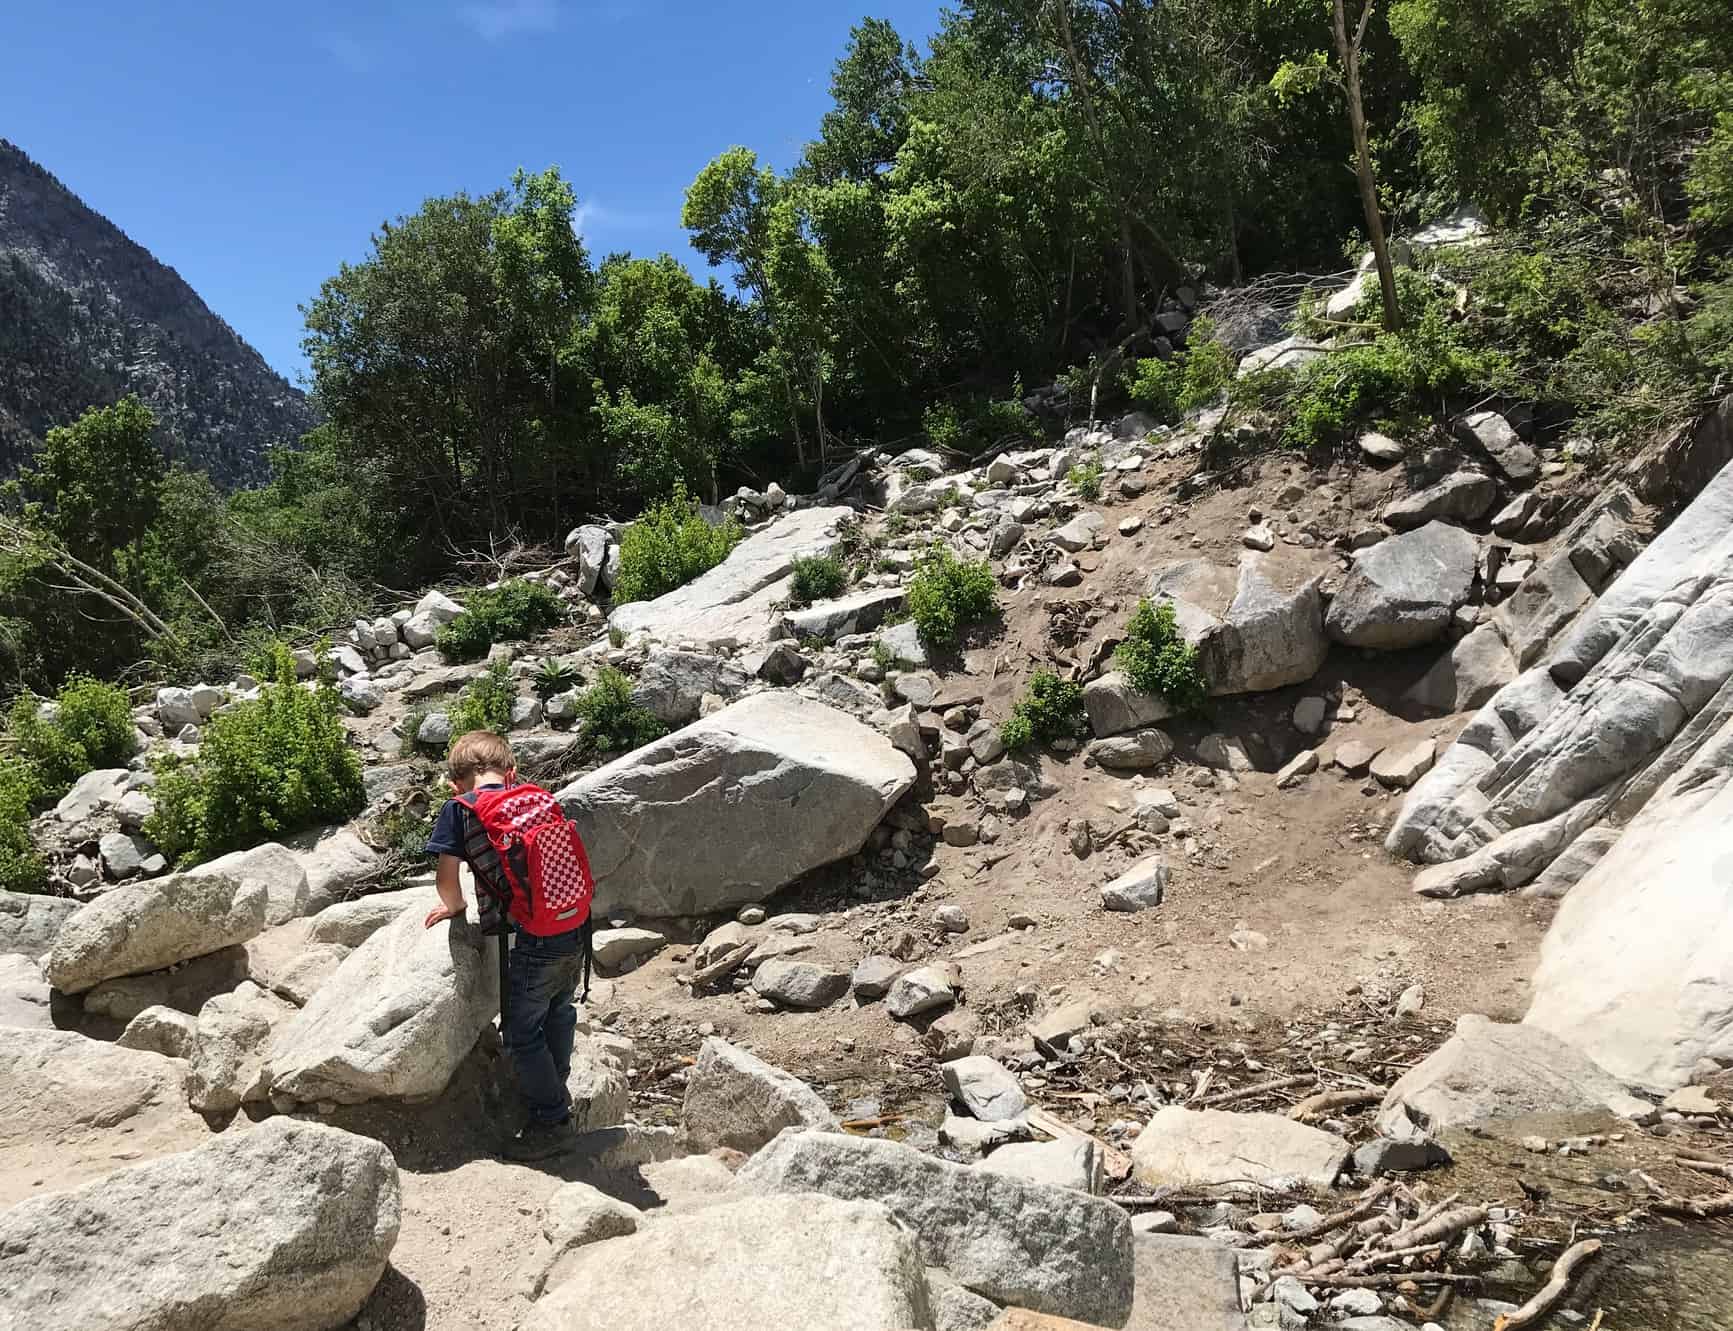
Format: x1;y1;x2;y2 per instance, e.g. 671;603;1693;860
14;396;164;566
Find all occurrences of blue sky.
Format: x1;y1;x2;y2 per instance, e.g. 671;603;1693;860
2;0;945;383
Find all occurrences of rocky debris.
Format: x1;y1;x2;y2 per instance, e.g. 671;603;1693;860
115;1004;199;1060
268;910;498;1105
879;620;930;669
46;871;263;995
1525;747;1733;1090
187;979;292;1113
1101;855;1167;912
0;1029;188;1146
1325;521;1478;650
0;1118;398;1331
305;886;423;948
1369;738;1436;789
926;1009;981;1061
1238;335;1328;377
558;692;916;918
1082;672;1173;738
1376;1015;1656;1134
0;953;51;1029
97;831;156;880
1332;740;1377;775
186;841;310;927
1028;997;1101;1057
525;1194;932;1331
752;640;811;685
737;1131;1135;1326
567;1038;630;1132
944;1056;1029;1122
889;962;961;1019
1455;409;1539;483
592;927;667;971
1150;555;1328;696
53;767;133;823
1359;432;1405;464
976;1139;1101;1195
1088;728;1173;770
1403;622;1517;714
1491;549;1595;667
1050;512;1105;553
681;1037;838;1152
565;524;614;596
1130;1107;1350;1190
402;588;464;649
1381;471;1498;531
1197;733;1253;772
0;887;78;957
753;958;849;1009
608;506;854;648
1242;524;1275;552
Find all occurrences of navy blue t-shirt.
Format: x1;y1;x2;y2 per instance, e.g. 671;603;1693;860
425;783;506;858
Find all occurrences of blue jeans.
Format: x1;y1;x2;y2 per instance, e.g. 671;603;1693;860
505;929;583;1124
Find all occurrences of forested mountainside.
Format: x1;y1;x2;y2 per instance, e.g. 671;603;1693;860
0;139;315;486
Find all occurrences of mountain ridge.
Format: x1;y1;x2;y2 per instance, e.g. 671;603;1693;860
0;138;316;487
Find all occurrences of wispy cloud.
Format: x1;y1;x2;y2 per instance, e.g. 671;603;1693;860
320;32;373;73
458;0;560;40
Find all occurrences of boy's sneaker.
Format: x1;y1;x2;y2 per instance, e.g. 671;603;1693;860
501;1117;572;1161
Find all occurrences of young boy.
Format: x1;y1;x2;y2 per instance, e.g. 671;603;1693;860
425;730;588;1160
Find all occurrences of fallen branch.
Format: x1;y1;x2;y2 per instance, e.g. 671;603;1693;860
1195;1073;1316;1108
1290;1087;1382;1121
676;942;756;991
1301;1272;1482;1291
841;1114;904;1133
1492;1238;1602;1331
1243;1180;1392;1247
1652;1191;1733;1218
1028;1105;1133;1181
1675;1156;1733;1182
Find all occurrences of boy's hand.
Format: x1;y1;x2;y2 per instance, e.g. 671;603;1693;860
424;904;462;930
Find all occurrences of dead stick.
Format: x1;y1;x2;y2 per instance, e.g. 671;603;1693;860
1676;1156;1733;1181
677;942;756;990
1343;1241;1445;1274
1492;1238;1602;1331
1195;1072;1316;1108
1243;1180;1393;1247
1290;1087;1382;1121
1652;1191;1733;1218
1303;1272;1482;1290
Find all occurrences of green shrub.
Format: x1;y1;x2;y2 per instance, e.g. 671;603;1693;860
573;667;667;754
906;545;999;649
0;761;46;894
532;657;582;699
436;580;566;663
611;485;744;607
1115;599;1210;713
788;555;847;607
1001;671;1088;751
1068;457;1104;500
446;659;518;742
1124;317;1235;422
144;645;365;866
5;675;138;803
924;396;1033;453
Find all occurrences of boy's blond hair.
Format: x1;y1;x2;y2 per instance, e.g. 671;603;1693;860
448;730;515;783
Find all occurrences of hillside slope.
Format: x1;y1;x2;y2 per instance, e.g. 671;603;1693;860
0;139;315;485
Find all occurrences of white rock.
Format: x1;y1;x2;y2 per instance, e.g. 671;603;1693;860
187;841;310;927
1131;1106;1350;1190
887;962;959;1020
976;1137;1101;1193
681;1036;837;1152
943;1056;1028;1122
45;872;263;995
187;980;292;1113
1102;854;1168;912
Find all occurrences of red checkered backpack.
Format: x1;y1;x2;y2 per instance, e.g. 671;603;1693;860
454;781;595;944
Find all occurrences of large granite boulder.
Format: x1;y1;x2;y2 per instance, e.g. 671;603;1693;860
268;909;498;1105
0;1030;189;1152
0;888;78;958
289;827;385;912
186;841;310;926
1082;672;1173;738
1403;623;1517;714
1148;553;1329;696
0;1118;399;1331
1381;471;1498;531
45;872;265;995
558;693;916;918
1325;521;1478;651
305;886;425;948
737;1131;1135;1326
187;980;293;1113
1131;1107;1349;1191
608;506;854;649
681;1036;838;1152
779;587;907;644
526;1194;933;1331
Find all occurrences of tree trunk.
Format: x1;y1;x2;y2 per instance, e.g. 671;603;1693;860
1332;0;1401;332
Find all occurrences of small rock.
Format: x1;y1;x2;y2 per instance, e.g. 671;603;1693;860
1370;738;1436;789
1101;855;1168;913
887;963;959;1020
1275;749;1318;789
1243;524;1276;552
925;1008;980;1062
1333;740;1377;775
932;904;970;934
943;1056;1028;1122
852;956;901;1002
1291;697;1328;735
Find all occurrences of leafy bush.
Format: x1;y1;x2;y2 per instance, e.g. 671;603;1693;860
1124;317;1235;422
5;675;137;804
0;762;46;894
1115;599;1210;713
446;659;518;741
573;667;667;754
1001;671;1088;751
788;555;847;607
436;580;566;663
906;545;999;649
144;645;365;866
1068;457;1104;500
611;484;744;607
532;657;582;699
923;396;1032;453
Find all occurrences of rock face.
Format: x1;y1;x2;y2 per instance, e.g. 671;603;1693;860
0;888;77;957
1375;1015;1655;1134
737;1131;1135;1326
1149;554;1328;695
1386;462;1733;893
0;1118;399;1331
608;506;854;648
1524;749;1733;1091
1326;521;1478;650
46;872;264;995
268;910;499;1105
1131;1107;1349;1190
682;1037;838;1152
558;692;916;918
526;1194;933;1331
0;953;51;1029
